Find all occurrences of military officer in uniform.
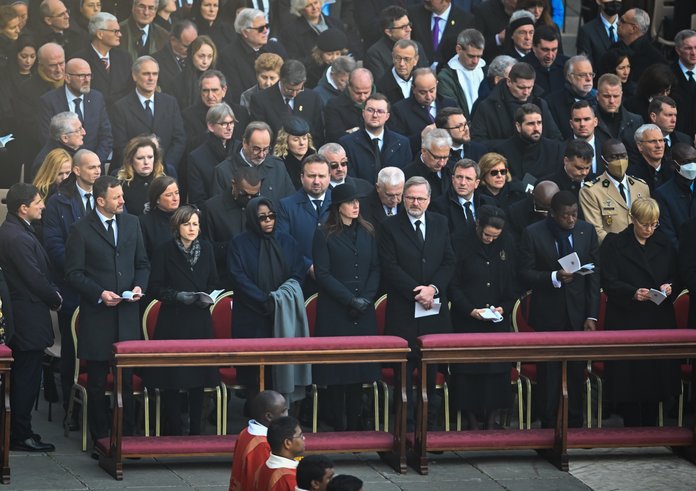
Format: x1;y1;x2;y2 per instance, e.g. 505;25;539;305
579;139;650;243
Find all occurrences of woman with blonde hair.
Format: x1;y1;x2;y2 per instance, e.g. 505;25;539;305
240;52;283;109
117;136;166;216
477;152;526;210
32;148;72;200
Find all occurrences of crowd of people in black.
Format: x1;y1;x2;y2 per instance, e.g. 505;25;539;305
0;0;695;471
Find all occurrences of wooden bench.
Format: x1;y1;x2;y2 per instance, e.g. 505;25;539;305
0;345;11;484
97;336;410;480
414;329;696;475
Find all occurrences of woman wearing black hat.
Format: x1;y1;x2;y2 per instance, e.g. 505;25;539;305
311;183;380;431
305;28;348;89
273;116;316;190
448;205;519;430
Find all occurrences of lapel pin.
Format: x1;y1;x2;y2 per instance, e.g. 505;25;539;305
299;105;303;112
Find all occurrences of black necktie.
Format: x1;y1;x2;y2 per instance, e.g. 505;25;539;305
285;97;293;113
73;97;84;123
84;193;92;214
415;219;425;247
312;199;322;215
372;138;382;170
618;182;627;203
688;70;695;84
176;57;186;71
106;219;115;246
451;148;463;160
608;25;616;43
463;201;473;223
387;207;394;216
101;57;109;72
145;99;154;126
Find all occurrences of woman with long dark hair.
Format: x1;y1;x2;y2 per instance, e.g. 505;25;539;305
312;183;380;430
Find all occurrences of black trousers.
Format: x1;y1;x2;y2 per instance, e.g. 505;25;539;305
399;354;438;431
57;309;76;411
161;388;204;436
86;361;134;441
537;360;585;428
10;350;43;441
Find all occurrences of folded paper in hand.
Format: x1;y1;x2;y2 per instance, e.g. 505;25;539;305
120;290;142;300
196;289;225;306
480;307;504;323
647;288;667;305
415;298;441;318
558;252;595;275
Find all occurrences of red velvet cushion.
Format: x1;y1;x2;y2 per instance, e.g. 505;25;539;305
591;361;604;377
567;427;694;447
218;367;238;386
682;364;692;380
305;431;394;452
0;345;11;357
114;336;409;354
77;373;144;392
96;435;237;456
406;429;555;450
418;329;696;349
520;363;537;381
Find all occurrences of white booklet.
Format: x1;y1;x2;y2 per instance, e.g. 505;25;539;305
415;298;441;318
196;289;225;306
480;307;504;323
648;288;667;305
120;290;142;300
558;252;595;275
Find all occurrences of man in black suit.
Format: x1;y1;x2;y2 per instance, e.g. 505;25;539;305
375;39;419;104
379;175;456;429
404;128;453;199
430;159;496;246
71;12;134;112
472;0;515;62
324;67;374;143
471;62;562;147
119;0;169;60
360;166;405;228
519;190;600;428
614;8;667;83
339;93;412;183
250;59;324;147
38;58;113;165
407;0;476;70
629;123;672;193
506;179;559;245
434;107;487;164
152;20;198;100
521;25;567;96
655;143;696;248
569;100;604;179
65;175;150;458
31;112;85;180
594;73;643;145
390;67;458;153
37;0;88;57
364;5;429;82
493;103;565;183
541;140;594;205
0;184;62;452
219;8;287;103
671;30;696;137
647;96;692;162
576;0;621;64
317;143;373;196
111;55;186;173
545;55;597;139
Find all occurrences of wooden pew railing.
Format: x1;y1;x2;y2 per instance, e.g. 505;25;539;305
99;336;410;480
0;345;11;484
414;329;696;475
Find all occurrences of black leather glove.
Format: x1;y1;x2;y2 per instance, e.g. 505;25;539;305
349;297;371;313
175;292;197;305
194;300;209;308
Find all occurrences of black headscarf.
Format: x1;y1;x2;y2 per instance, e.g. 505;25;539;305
245;197;289;293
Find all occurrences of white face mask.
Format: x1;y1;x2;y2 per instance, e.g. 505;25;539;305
677;162;696;180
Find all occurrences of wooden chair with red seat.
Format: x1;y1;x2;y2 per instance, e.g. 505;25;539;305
141;299;162;435
511;292;535;429
210;291;235;435
585;291;608;428
674;289;690;427
65;308;150;451
375;294;451;431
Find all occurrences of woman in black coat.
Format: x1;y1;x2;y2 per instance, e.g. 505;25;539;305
139;176;180;257
600;197;681;426
146;205;220;435
477;152;527;212
227;197;305;391
312;183;380;431
116;136;168;216
449;206;518;430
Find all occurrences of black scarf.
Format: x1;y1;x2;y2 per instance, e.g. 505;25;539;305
245;197;289;293
545;216;573;258
176;237;201;267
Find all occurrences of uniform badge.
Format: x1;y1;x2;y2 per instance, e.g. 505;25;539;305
602;179;610;187
607;217;613;225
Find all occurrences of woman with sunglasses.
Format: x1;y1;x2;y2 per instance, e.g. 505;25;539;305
146;205;220;435
600;197;680;426
311;183;379;430
273;116;315;190
477;152;527;211
228;197;305;393
449;205;518;430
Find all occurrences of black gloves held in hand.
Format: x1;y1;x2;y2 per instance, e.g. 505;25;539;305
264;298;276;316
176;292;197;305
349;297;371;313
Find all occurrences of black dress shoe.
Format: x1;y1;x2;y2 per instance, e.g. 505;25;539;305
32;433;42;442
10;437;55;452
63;416;79;432
90;447;100;460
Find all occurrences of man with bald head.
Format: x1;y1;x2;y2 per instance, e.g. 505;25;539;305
507;179;560;245
325;67;375;143
38;57;112;168
654;143;696;247
37;0;87;56
230;390;288;491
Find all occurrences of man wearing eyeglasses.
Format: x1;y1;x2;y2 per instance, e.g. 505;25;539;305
434;107;486;164
404;128;453;199
153;20;198;99
545;55;597;140
119;0;169;59
36;57;112;174
376;39;420;104
31;112;85;181
72;12;134;112
37;0;88;57
338;93;411;183
317;143;373;197
612;8;666;82
628;124;672;193
364;5;429;82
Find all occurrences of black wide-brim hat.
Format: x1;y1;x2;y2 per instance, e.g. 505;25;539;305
331;183;360;205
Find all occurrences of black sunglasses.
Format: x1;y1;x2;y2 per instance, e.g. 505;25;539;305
330;161;348;170
247;24;270;33
257;213;276;222
489;169;508;177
